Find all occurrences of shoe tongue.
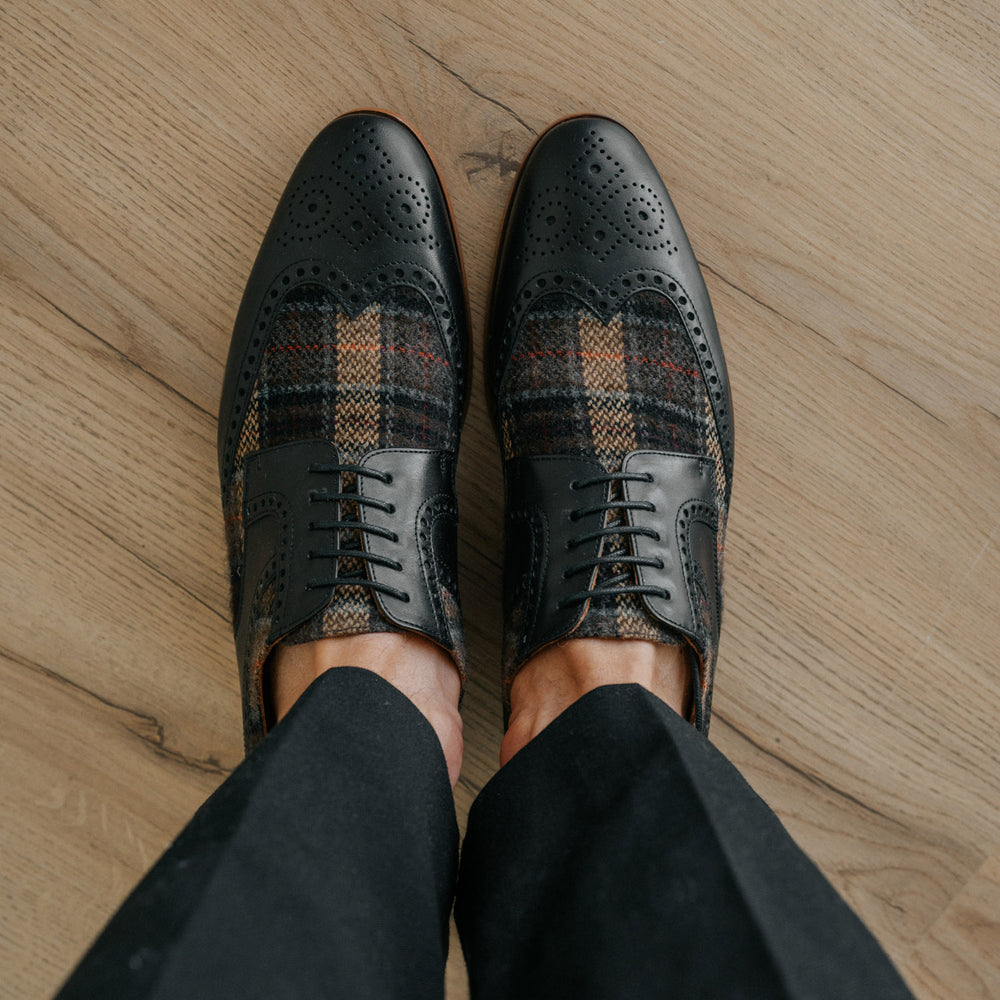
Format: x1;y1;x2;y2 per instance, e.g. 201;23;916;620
335;462;367;583
575;468;684;648
592;478;629;587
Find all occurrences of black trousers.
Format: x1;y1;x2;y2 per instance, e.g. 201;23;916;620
57;668;915;999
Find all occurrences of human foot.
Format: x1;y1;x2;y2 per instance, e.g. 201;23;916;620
270;632;463;785
501;637;691;764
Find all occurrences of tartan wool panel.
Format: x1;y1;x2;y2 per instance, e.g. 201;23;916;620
499;289;728;653
222;284;459;647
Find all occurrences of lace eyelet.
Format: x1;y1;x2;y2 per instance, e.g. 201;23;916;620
384;473;393;484
387;504;396;514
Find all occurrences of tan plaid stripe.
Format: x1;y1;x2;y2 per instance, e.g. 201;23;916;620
577;311;650;632
328;304;384;630
335;304;382;459
500;414;514;461
578;312;635;465
705;393;727;558
236;392;261;466
226;384;263;570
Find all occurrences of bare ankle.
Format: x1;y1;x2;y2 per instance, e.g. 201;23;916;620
501;638;692;766
268;632;464;787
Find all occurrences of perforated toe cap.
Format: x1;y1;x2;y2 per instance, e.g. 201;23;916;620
488;116;731;482
219;112;467;478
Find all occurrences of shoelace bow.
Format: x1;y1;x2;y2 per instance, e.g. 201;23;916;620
558;471;670;610
304;462;410;603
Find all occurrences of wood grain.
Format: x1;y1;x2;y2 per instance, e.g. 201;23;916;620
2;1;998;997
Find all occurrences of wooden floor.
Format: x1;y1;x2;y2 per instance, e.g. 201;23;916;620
2;1;999;996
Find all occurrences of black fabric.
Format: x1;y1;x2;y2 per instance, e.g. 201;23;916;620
57;673;914;1000
55;668;458;1000
457;685;914;999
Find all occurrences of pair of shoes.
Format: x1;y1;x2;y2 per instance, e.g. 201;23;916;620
219;111;733;752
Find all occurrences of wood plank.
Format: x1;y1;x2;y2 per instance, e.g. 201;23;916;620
2;1;999;997
0;649;221;1000
903;850;1000;1000
0;280;242;769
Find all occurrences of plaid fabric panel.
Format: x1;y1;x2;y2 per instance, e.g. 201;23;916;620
500;289;726;655
223;283;460;658
252;285;455;457
501;291;711;462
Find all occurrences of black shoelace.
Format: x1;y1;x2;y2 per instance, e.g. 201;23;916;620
558;471;670;610
304;462;410;603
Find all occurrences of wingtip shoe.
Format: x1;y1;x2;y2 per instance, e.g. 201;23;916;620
219;112;469;752
489;115;734;733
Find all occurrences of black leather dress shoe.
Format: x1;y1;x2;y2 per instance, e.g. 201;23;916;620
489;116;734;732
219;112;469;752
